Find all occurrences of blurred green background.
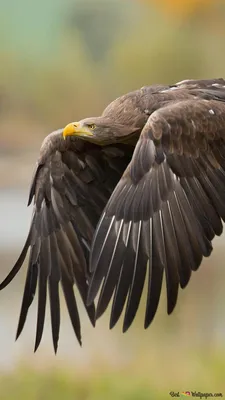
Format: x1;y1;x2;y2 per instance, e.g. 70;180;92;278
0;0;225;398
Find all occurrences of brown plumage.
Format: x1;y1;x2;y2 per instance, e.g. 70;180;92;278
1;78;225;351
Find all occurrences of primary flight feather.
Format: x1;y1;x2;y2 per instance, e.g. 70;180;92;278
1;78;225;351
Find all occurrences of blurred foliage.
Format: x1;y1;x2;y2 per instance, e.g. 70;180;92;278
0;0;225;153
140;0;214;17
0;368;159;400
0;348;225;400
66;1;126;62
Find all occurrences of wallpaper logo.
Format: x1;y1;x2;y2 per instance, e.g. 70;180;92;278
181;392;191;397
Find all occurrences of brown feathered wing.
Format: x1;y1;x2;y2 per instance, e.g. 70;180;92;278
0;130;132;352
88;98;225;332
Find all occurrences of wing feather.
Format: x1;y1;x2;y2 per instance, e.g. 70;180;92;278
1;131;131;351
89;98;225;331
34;244;48;352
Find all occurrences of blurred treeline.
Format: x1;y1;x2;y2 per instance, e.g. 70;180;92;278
0;0;225;153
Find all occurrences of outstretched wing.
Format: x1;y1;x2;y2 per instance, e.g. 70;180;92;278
0;130;131;352
88;98;225;332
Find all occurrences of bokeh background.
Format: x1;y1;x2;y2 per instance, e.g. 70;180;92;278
0;0;225;398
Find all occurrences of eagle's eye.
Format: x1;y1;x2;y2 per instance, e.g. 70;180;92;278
87;123;96;130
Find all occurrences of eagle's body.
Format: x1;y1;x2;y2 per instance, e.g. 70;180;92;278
1;78;225;352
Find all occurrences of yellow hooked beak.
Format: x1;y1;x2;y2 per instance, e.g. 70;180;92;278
63;122;94;139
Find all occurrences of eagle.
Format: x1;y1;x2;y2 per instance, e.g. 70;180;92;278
1;78;225;353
